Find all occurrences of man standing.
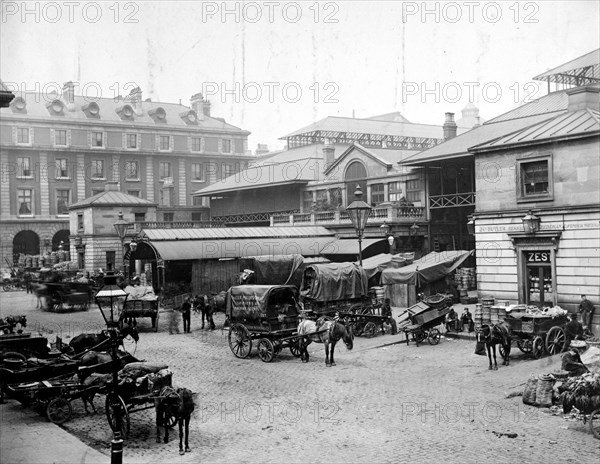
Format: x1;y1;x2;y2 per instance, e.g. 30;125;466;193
579;294;595;336
181;297;192;333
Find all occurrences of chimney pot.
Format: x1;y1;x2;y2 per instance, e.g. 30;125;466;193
443;112;457;140
566;86;600;112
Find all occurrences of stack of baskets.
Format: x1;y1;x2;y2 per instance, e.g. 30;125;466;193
474;303;483;331
481;297;494;326
535;374;555;407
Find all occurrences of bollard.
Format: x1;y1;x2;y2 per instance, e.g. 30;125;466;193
111;432;123;464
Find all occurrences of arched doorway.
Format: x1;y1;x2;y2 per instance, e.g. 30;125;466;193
13;230;40;263
127;241;163;291
345;161;368;205
52;230;70;251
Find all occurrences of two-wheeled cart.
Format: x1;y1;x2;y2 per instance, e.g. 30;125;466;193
399;295;452;346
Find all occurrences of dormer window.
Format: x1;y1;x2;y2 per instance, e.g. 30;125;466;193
46;99;65;116
179;110;199;125
148;107;167;123
116;104;135;121
82;101;100;118
10;96;27;113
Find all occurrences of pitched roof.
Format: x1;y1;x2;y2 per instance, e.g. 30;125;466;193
470;108;600;152
70;190;157;209
2;90;249;134
142;226;334;241
533;49;600;86
486;91;569;123
364;111;411;123
281;116;450;140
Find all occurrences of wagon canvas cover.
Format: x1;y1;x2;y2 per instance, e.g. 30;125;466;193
381;250;473;286
226;285;299;320
238;254;304;285
300;263;368;302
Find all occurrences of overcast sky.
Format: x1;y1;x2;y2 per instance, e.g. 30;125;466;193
2;1;599;151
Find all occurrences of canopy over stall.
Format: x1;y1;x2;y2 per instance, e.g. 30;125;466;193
300;262;369;302
381;250;474;287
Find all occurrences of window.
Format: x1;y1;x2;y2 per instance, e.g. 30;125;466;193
56;189;70;215
192;163;204;181
125;161;139;180
17;128;29;144
126;134;137;149
222;139;232;153
55;130;67;146
17;157;32;177
92;131;103;147
17;189;33;216
370;183;384;206
518;157;552;200
55;158;69;179
406;179;421;204
91;160;104;179
159;162;171;180
192;137;202;152
303;191;314;211
134;212;145;222
159;136;170;151
192;196;203;206
106;251;116;272
388;181;403;202
163;212;174;222
127;190;140;197
77;214;84;230
191;212;203;221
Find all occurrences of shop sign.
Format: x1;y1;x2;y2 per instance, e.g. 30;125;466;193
526;251;550;263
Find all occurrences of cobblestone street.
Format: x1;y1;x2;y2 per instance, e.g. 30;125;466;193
1;291;599;463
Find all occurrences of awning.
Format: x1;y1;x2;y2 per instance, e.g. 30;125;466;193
356;253;394;278
320;238;386;256
150;237;337;261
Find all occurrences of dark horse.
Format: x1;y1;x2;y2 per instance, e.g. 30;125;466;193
67;325;139;355
481;322;512;370
297;317;354;367
155;386;195;455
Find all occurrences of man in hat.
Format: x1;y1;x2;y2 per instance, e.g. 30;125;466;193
561;341;589;377
565;313;584;347
578;294;595;336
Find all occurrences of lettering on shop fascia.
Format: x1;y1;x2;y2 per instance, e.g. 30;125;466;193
506;231;562;251
478;222;598;233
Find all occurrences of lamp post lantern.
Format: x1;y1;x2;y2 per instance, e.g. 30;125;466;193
346;185;372;266
522;210;540;234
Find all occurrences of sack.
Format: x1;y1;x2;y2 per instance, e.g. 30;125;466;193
523;377;538;405
474;341;486;356
535;374;554;407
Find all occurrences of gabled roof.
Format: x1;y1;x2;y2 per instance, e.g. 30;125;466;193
364;111;411;123
281;116;448;140
70;191;156;209
470;107;600;152
324;143;393;175
533;49;600;86
142;226;334;241
2;91;249;133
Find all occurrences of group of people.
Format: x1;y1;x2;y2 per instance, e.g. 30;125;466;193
445;307;474;333
169;294;215;335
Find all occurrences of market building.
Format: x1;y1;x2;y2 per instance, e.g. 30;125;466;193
0;83;252;266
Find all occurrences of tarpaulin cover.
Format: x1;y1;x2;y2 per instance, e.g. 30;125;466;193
356;253;395;278
300;262;368;302
239;254;304;285
381;250;473;286
226;285;299;321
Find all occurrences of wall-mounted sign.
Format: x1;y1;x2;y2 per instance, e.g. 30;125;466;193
526;251;550;263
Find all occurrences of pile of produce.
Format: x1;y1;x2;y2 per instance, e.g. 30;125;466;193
559;373;600;414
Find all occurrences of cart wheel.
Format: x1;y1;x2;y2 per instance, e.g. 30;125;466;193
289;340;302;358
590;409;600;440
46;397;72;424
412;331;426;344
517;340;532;353
257;338;276;363
532;336;544;359
427;328;441;345
105;393;130;439
228;324;252;359
363;322;377;338
545;326;567;355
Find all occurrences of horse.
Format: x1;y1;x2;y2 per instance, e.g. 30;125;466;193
155;386;195;455
77;372;112;414
67;325;139;355
31;282;49;310
480;322;512;370
297;317;354;367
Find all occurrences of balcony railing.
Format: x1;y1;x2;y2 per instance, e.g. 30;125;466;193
271;205;425;226
134;221;214;231
429;192;475;209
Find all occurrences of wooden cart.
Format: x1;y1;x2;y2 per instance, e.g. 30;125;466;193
502;312;569;359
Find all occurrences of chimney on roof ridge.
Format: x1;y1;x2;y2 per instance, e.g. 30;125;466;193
62;81;75;111
322;144;335;169
127;87;143;115
566;86;600;112
105;181;120;191
191;92;211;117
443;112;457;141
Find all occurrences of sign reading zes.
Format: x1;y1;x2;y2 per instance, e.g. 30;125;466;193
527;251;550;263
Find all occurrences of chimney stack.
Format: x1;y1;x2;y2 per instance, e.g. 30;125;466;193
566;86;600;112
62;81;75;111
443;112;457;140
191;93;211;117
322;144;335;168
127;87;143;115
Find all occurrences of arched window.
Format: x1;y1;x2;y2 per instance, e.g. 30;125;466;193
52;230;70;251
13;230;40;263
344;161;368;205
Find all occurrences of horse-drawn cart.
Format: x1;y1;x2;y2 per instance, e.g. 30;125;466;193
226;285;302;362
118;285;160;331
399;294;453;346
44;283;91;312
502;310;569;359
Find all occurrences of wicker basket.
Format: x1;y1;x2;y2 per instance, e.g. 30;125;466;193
522;377;538;405
552;370;569;380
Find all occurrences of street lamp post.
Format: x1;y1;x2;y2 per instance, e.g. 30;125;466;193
113;211;131;274
346;185;372;266
95;272;128;464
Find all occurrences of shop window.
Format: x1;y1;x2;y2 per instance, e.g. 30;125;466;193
517;156;553;201
371;184;384;206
